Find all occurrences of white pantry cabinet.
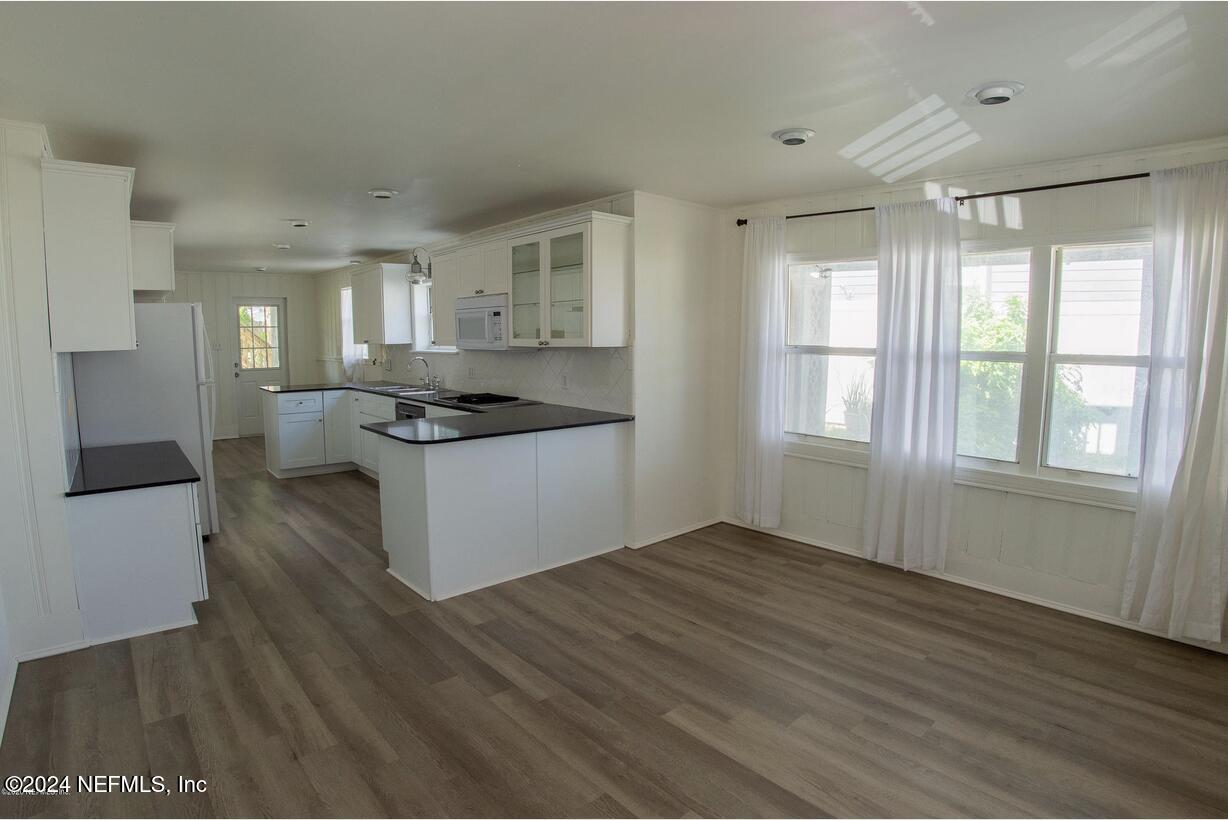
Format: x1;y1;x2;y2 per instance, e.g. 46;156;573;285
351;263;412;346
323;390;352;463
42;159;137;352
130;220;176;291
508;213;631;348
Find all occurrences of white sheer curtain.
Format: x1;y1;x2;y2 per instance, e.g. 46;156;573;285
735;216;787;528
862;199;961;571
340;287;366;381
1122;160;1228;642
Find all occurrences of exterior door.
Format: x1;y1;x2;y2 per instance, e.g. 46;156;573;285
233;298;288;436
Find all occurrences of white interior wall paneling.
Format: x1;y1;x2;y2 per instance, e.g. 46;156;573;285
717;136;1228;653
0;120;84;661
165;271;320;438
627;192;725;547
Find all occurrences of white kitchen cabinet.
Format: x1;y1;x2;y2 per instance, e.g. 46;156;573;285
509;213;630;348
68;482;205;643
351;263;412;345
323;390;351;463
459;240;509;298
278;411;325;469
354;393;396;477
130;220;176;291
42;159;137;352
429;252;461;347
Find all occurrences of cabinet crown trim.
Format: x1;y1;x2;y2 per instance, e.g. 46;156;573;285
428;211;632;257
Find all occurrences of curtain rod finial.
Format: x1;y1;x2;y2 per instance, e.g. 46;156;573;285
736;218;748;227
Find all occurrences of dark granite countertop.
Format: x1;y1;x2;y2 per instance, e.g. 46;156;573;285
362;404;633;445
67;441;200;497
260;381;417;398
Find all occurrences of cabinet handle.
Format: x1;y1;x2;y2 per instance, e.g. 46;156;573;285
475;289;484;295
543;340;550;346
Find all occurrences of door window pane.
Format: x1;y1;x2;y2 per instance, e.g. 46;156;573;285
787;260;877;348
785;354;874;441
1046;364;1147;476
961;250;1030;352
511;241;541;340
549;231;585;340
957;360;1023;461
238;304;280;370
1055;243;1152;356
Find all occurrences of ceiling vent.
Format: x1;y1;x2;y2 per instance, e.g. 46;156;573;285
771;128;815;146
368;188;399;200
967;81;1024;106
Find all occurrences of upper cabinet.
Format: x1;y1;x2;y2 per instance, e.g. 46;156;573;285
130;221;176;291
431;239;508;348
351;263;412;346
431;212;631;349
42;159;137;352
509;213;631;348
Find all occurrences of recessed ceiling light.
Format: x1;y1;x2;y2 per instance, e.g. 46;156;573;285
771;128;815;146
255;266;268;272
273;243;291;250
348;259;362;265
967;81;1024;106
367;188;399;200
287;219;310;228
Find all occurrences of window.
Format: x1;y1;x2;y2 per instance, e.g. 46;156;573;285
340;287;367;363
957;250;1030;461
1044;242;1151;477
238;304;280;370
410;282;433;349
785;259;877;441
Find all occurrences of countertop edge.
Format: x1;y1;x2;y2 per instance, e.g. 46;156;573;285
362;414;633;445
66;473;201;498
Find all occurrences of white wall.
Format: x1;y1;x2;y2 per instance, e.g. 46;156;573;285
157;271;320;438
0;120;84;662
719;136;1228;651
627;192;726;546
0;580;13;743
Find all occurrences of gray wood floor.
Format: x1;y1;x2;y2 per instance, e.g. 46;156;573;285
2;436;1227;818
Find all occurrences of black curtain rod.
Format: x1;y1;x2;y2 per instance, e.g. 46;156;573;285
734;171;1150;226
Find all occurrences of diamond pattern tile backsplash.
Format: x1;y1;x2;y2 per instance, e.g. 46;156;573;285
362;346;633;413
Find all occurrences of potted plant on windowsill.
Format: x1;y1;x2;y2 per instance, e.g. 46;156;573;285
843;375;872;440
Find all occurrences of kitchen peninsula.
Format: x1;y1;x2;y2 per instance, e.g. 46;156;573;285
260;382;632;600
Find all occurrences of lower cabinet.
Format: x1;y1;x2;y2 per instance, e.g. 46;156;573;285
68;482;205;643
358;411;383;473
278;411;325;469
324;390;351;463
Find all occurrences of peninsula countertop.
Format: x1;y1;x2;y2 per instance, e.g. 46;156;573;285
363;403;633;445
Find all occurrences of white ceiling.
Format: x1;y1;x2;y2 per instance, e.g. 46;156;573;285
1;2;1224;274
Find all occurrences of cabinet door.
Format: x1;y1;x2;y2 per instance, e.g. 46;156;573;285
430;253;460;347
323;391;352;463
279;412;325;469
350;394;363;460
351;269;380;345
459;247;485;297
43;161;136;352
130;222;176;291
480;240;510;296
358;411;381;474
544;225;589;347
509;236;544;346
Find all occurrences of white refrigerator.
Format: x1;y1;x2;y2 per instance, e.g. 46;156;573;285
73;303;220;535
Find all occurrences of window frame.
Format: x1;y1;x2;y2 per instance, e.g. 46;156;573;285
237;303;282;371
783;226;1152;502
784;255;879;443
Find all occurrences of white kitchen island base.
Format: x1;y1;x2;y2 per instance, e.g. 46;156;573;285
378;422;626;601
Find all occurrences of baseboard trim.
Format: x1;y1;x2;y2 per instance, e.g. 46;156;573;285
718;518;1228;656
628;517;724;550
386;568;432;602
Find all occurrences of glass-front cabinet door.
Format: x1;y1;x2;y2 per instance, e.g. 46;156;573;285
509;236;543;346
546;226;589;346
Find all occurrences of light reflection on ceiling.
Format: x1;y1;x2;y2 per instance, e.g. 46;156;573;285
839;95;983;185
1066;2;1188;70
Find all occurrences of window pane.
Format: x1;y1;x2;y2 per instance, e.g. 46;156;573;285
264;306;279;328
240;349;255;369
961;250;1030;352
1055;243;1152;356
1046;364;1146;476
267;348;280;369
785;354;874;441
252;349;267;369
238;306;252;327
239;328;255;349
250;306;265;325
787;260;877;348
957;360;1023;461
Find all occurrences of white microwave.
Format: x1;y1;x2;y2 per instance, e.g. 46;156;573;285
455;293;508;350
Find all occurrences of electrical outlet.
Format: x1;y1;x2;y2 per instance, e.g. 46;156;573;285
468;366;476;379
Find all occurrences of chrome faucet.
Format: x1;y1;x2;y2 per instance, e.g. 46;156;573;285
408;356;441;389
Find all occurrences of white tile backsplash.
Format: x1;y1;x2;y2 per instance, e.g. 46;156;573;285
364;346;632;413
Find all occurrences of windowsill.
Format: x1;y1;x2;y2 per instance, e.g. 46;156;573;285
784;434;1137;510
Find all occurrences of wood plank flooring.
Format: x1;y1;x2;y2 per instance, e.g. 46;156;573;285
3;435;1228;817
